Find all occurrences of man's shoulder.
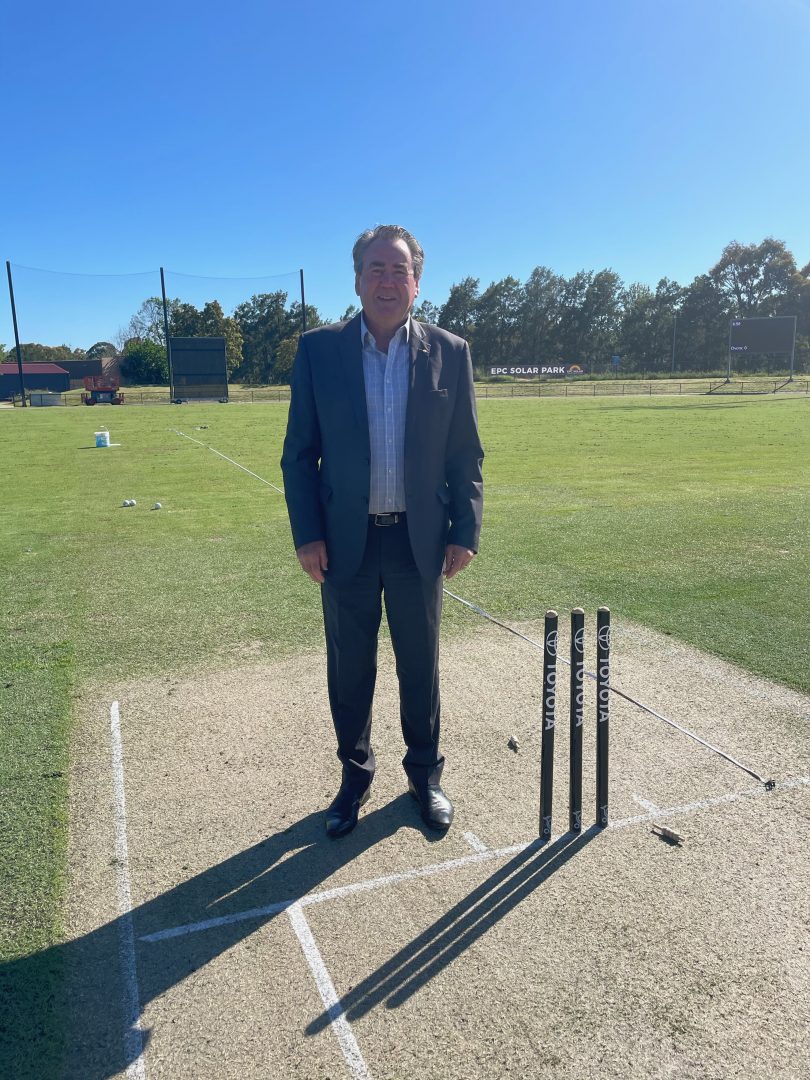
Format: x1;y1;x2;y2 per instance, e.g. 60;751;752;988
301;319;353;342
296;318;358;360
413;321;468;351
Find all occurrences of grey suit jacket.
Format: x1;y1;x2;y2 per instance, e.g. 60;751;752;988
280;313;484;582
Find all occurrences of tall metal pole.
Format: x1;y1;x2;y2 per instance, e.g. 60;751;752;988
5;261;27;407
789;315;797;381
299;269;307;334
727;318;733;381
670;314;677;375
159;267;174;402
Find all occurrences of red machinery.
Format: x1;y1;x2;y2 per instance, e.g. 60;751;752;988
81;375;124;405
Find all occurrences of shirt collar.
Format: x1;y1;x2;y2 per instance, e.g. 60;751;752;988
360;313;411;350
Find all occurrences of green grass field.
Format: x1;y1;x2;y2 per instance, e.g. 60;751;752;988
1;394;808;1073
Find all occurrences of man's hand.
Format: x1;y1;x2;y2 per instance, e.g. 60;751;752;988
296;540;328;583
443;544;475;580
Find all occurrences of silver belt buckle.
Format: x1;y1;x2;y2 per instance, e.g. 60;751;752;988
373;512;399;526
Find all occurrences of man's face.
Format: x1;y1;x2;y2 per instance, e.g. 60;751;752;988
355;237;420;336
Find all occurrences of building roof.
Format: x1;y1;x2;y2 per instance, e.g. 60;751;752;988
1;363;70;374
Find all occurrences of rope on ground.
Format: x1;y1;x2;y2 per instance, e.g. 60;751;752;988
443;588;776;790
170;429;776;791
172;429;285;494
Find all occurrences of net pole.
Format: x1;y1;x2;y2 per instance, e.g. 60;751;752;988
5;262;27;407
160;268;174;401
299;269;307;334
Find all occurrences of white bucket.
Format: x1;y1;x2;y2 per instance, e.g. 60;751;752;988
95;431;111;448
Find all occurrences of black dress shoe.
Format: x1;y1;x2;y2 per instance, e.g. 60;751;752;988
408;780;454;830
325;781;371;838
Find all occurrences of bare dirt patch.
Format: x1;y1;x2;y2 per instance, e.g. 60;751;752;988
65;617;810;1079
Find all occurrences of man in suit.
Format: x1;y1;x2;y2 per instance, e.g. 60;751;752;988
281;225;483;837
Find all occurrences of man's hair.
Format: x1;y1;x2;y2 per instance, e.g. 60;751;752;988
352;225;424;282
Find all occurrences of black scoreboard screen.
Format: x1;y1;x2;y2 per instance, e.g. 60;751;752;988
170;337;228;399
729;317;795;354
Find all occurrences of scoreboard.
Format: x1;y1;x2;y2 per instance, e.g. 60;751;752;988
729;317;796;354
170;336;228;399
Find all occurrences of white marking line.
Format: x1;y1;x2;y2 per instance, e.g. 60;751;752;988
110;701;148;1080
137;773;810;947
462;831;489;853
632;795;661;813
611;774;810;828
172;429;285;494
287;903;373;1080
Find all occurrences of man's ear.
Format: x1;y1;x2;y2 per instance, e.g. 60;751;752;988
354;274;361;297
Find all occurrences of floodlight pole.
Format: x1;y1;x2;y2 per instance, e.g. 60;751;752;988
5;261;27;407
299;269;307;334
160;267;175;401
727;318;733;382
670;314;676;374
789;315;796;381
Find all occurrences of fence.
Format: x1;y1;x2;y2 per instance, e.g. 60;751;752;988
7;377;810;408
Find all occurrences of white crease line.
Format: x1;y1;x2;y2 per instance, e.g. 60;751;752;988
611;774;810;828
632;795;661;813
137;775;810;946
139;844;532;943
287;903;373;1080
462;831;489;853
110;701;148;1080
139;899;292;943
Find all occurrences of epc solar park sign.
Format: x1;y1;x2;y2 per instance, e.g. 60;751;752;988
490;364;589;377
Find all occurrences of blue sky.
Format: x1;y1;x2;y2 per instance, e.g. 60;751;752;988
3;0;809;349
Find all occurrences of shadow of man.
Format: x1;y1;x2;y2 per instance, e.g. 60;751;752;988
1;795;416;1080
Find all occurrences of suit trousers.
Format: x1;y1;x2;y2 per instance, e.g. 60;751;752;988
320;516;444;790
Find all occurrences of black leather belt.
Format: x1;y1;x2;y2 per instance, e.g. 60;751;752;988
370;512;405;526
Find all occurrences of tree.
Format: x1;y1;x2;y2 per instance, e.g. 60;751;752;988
412;299;441;325
340;304;359;322
474;277;523;370
579;270;623;369
675;274;729;372
710;238;797;316
118;297;175;348
519;267;564;366
232;291;291;384
86;341;117;361
274;336;299;385
120;339;168;384
556;271;593;362
439;277;480;342
4;343;85;364
619;278;684;373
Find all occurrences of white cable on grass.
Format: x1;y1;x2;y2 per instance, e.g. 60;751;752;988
443;588;775;789
172;429;285;494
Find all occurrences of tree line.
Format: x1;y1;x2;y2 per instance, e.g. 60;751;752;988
5;238;808;383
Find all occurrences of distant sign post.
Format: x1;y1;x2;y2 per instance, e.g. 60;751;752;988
727;316;797;379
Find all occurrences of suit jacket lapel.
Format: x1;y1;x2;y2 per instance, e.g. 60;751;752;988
338;313;370;445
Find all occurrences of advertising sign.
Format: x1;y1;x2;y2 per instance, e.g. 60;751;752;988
489;364;589;377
